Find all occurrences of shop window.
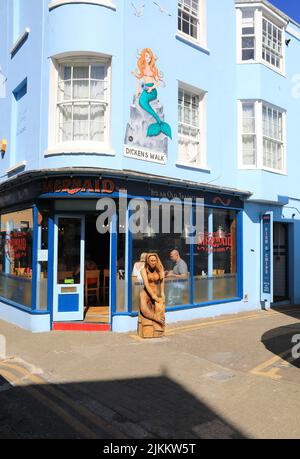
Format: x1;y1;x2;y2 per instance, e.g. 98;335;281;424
194;208;238;303
116;227;126;313
36;212;49;311
0;209;33;308
131;200;192;311
193;207;209;303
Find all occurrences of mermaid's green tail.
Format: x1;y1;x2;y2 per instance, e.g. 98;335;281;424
139;84;172;140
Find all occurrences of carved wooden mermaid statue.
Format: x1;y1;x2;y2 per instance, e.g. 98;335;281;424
138;253;166;339
135;48;172;139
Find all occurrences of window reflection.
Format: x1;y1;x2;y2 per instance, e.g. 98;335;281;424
0;209;33;308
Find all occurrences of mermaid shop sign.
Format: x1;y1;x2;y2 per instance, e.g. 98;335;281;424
124;48;172;164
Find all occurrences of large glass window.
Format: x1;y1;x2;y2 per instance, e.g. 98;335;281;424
131;200;191;311
129;201;239;312
36;212;49;311
0;209;33;308
194;208;238;303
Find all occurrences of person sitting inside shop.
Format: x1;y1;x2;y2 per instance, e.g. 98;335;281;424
165;250;188;279
73;253;98;284
165;250;189;306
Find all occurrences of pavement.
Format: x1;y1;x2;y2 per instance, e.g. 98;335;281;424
1;305;300;439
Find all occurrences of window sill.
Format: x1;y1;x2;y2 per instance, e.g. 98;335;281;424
239;166;287;176
45;143;115;156
6;161;27;174
49;0;116;11
10;28;30;57
237;60;286;78
176;161;211;172
175;32;210;55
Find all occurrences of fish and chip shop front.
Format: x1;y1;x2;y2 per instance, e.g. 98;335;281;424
0;170;249;333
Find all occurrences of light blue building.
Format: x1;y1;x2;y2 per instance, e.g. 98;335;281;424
0;0;299;333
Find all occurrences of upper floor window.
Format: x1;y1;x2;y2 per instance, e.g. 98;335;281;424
262;18;282;69
58;62;109;143
237;6;286;73
178;84;206;168
178;0;200;41
241;9;255;61
47;55;112;155
239;100;285;173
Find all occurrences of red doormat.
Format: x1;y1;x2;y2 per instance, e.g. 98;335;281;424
52;323;111;332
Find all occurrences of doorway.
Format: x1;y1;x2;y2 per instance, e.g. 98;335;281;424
273;222;289;303
84;214;110;324
53;213;110;326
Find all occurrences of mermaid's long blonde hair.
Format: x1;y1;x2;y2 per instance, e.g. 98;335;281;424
136;48;159;80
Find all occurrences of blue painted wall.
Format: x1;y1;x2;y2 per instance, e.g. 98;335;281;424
1;0;300;331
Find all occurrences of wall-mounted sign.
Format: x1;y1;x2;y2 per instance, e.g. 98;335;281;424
124;48;172;163
41;178;115;195
261;212;273;306
124;146;167;164
38;250;48;262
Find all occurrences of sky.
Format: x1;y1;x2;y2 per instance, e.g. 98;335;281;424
269;0;300;23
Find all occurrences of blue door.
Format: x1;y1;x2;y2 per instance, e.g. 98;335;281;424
53;215;85;322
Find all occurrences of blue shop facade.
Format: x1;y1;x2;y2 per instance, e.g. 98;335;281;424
0;169;249;332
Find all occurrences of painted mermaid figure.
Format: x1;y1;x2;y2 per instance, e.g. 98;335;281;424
135;48;172;139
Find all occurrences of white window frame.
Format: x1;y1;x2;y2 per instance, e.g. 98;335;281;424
236;4;287;75
238;99;286;174
49;0;116;11
46;53;114;156
177;82;207;170
177;0;207;49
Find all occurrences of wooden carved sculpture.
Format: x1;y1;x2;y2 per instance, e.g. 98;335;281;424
138;253;166;339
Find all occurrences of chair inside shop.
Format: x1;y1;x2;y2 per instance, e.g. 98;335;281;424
85;270;101;306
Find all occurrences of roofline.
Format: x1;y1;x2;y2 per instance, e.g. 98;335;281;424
235;0;300;28
0;168;253;199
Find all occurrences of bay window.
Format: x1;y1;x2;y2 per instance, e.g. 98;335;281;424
239;100;285;173
237;5;286;73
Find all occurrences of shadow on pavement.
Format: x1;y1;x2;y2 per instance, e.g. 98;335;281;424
271;304;300;321
261;322;300;369
0;373;246;439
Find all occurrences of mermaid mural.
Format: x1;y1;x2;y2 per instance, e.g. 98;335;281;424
135;48;172;139
124;48;172;160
